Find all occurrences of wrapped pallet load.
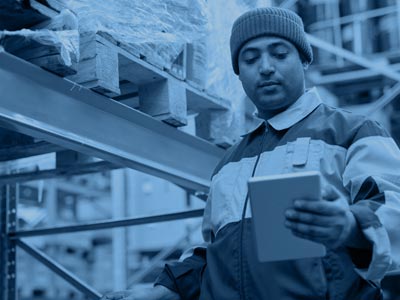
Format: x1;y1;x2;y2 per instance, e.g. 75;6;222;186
55;0;209;78
1;0;269;144
0;9;80;76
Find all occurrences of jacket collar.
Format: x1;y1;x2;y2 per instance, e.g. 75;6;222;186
244;87;322;136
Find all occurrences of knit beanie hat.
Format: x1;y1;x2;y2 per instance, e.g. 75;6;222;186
230;7;313;74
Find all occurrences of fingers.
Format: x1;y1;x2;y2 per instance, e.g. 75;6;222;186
292;199;344;216
290;229;326;242
285;220;331;238
285;209;335;226
284;198;353;249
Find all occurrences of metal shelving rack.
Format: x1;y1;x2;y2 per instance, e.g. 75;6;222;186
3;0;400;298
293;0;400;150
0;49;225;299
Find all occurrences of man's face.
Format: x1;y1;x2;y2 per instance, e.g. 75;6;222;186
238;36;306;119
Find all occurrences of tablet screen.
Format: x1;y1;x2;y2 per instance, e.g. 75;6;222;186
248;171;326;262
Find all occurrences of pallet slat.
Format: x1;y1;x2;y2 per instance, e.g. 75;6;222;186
67;34;120;96
139;78;187;127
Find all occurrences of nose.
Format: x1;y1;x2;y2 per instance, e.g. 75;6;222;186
259;54;275;75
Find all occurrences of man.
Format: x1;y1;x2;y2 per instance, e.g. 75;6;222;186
102;7;400;300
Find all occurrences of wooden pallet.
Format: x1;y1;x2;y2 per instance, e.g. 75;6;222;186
0;0;57;31
1;35;78;76
1;0;243;147
0;1;78;77
66;32;240;147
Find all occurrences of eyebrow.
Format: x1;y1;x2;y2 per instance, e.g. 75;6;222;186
241;41;291;54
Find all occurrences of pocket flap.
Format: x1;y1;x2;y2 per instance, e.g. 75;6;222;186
292;137;311;166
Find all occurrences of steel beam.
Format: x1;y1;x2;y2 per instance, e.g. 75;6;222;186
16;239;102;300
0;161;119;185
0;140;62;162
308;63;400;85
279;0;298;9
307;35;400;111
366;82;400;114
397;1;400;42
24;180;110;199
386;269;400;276
0;186;8;300
128;221;201;285
111;169;127;290
306;34;400;83
0;49;224;193
9;209;204;238
308;5;395;31
6;185;16;300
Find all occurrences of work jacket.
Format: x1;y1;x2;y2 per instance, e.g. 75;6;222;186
155;88;400;300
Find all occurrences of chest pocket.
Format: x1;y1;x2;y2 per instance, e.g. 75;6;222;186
286;137;322;171
292;137;310;166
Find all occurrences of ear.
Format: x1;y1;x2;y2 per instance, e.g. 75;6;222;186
298;51;309;70
237;68;242;81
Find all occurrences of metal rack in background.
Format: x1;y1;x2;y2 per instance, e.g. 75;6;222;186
3;0;400;298
0;49;224;300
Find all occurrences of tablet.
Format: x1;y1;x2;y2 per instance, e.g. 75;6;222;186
248;171;326;262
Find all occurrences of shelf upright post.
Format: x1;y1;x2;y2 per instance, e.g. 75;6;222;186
1;184;18;300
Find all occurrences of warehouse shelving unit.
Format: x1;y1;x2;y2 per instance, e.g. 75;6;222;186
300;0;400;137
3;0;400;299
0;49;226;299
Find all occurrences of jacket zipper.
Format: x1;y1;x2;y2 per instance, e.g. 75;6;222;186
239;130;267;299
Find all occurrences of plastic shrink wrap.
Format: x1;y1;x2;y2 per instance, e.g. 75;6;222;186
57;0;209;73
190;0;269;141
1;0;270;139
1;0;208;73
0;9;79;66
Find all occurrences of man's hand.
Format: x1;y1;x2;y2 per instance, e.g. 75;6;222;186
284;198;358;249
100;284;179;300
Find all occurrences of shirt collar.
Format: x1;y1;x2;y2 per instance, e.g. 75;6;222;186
244;87;322;136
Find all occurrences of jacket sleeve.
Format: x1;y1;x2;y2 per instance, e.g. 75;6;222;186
154;192;215;300
154;195;215;300
342;119;400;281
154;246;207;300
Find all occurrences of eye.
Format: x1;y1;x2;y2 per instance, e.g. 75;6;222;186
273;52;288;59
242;54;259;64
244;57;258;64
241;50;260;64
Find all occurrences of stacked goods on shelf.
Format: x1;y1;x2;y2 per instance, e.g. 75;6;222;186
52;0;243;146
0;2;80;157
191;0;257;146
0;0;266;147
1;9;79;76
48;0;208;80
0;0;55;30
0;1;79;76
